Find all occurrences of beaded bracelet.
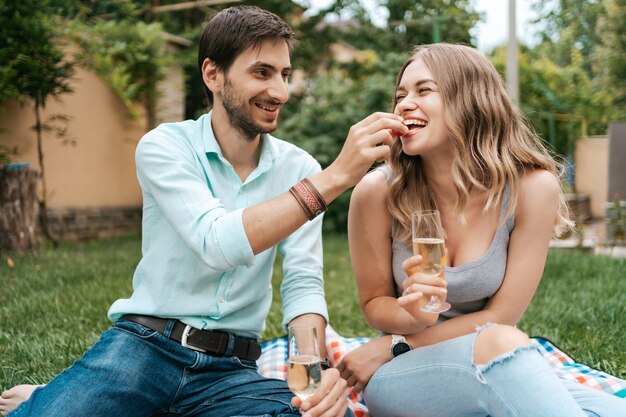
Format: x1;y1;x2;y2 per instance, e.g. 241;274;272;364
289;178;328;221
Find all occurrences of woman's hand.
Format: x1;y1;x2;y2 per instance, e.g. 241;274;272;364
397;255;448;320
291;368;349;417
336;336;393;393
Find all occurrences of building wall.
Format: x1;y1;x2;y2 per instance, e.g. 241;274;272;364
575;136;609;218
0;66;145;209
0;37;188;242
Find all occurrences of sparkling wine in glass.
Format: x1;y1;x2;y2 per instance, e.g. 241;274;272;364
287;326;321;401
412;210;451;313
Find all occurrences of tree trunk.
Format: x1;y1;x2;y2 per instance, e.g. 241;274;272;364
0;164;39;252
34;98;59;248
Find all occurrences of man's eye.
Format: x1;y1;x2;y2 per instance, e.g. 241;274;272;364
255;70;269;78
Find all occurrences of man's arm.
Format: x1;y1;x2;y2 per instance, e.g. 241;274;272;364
243;112;407;255
136;112;406;273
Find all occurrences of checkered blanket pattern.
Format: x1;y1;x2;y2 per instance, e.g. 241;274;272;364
532;337;626;398
257;327;626;416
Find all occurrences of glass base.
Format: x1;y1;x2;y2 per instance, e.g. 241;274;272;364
420;299;451;313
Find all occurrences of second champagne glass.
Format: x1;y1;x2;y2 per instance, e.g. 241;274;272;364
411;210;451;313
287;326;321;401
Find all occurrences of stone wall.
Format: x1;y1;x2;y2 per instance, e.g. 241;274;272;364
44;206;142;241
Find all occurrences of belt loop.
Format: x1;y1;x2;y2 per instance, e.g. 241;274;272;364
162;319;176;338
224;333;235;356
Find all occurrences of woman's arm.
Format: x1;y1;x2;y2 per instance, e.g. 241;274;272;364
404;169;562;348
348;170;442;334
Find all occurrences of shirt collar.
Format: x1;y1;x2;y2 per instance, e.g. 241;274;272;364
202;111;279;174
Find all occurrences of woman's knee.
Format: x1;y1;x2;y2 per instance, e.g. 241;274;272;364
473;324;532;365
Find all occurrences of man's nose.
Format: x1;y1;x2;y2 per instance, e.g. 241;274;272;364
268;76;289;102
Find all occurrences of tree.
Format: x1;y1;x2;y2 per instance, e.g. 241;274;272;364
593;0;626;112
489;45;616;158
530;0;626;131
0;0;75;248
67;19;169;129
386;0;482;48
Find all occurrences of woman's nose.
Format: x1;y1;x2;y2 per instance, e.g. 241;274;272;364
396;97;417;115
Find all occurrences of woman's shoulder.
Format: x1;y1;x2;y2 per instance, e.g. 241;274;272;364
352;169;390;202
349;169;392;222
519;168;560;196
517;168;561;216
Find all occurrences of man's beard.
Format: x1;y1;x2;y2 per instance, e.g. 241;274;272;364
222;77;278;141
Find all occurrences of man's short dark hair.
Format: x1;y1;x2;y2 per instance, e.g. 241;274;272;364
198;5;296;106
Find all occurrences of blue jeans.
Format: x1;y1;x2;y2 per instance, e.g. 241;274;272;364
364;330;625;417
10;318;353;417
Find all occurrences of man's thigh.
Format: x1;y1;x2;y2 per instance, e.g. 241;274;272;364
9;319;185;417
180;355;298;417
183;358;354;417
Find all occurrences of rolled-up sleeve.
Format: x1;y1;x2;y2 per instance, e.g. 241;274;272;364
136;132;254;272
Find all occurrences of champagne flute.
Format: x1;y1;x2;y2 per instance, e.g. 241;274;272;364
287;326;321;401
411;210;451;313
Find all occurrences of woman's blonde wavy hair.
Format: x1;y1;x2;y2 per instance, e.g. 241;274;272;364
387;43;573;244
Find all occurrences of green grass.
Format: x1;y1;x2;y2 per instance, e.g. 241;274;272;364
1;233;624;392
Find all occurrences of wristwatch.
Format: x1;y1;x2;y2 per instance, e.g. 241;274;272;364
390;334;411;357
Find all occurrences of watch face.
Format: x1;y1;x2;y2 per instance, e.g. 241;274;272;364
392;341;411;357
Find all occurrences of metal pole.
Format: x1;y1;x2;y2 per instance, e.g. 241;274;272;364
506;0;519;104
433;20;441;43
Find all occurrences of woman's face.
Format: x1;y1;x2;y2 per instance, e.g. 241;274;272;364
393;58;449;157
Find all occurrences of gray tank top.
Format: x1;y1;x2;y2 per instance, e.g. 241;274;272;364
380;166;515;322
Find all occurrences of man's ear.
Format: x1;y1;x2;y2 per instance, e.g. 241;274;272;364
201;58;223;95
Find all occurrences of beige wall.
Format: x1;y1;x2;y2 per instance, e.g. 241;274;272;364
575;136;609;218
0;66;145;209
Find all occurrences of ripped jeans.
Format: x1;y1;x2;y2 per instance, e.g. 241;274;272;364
363;326;625;417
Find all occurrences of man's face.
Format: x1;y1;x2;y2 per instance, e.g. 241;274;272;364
220;40;291;140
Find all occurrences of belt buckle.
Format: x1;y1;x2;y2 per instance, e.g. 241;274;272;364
181;325;207;353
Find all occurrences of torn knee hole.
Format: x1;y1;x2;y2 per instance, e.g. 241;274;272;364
473;324;532;365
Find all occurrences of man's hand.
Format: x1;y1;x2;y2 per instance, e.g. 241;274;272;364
291;368;349;417
336;336;392;393
325;112;408;190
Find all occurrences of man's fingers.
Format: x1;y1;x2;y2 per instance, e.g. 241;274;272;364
313;377;348;417
317;395;348;417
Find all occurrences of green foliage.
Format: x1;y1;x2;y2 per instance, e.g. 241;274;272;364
528;0;626;134
386;0;482;47
593;0;626;111
1;233;624;391
0;0;74;107
67;20;169;124
277;52;407;232
48;0;141;21
490;46;615;156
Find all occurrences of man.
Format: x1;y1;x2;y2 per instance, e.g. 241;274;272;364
2;5;407;417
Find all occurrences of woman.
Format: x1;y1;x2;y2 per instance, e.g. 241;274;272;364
337;43;625;417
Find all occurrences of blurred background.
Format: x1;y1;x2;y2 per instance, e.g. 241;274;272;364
1;0;625;248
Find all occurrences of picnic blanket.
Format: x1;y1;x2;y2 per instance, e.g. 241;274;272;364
257;326;626;417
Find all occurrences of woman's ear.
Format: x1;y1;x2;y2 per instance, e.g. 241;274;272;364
201;58;222;95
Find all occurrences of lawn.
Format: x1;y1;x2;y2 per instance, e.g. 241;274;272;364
1;232;624;392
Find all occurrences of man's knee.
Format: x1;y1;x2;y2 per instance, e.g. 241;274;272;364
473;324;532;365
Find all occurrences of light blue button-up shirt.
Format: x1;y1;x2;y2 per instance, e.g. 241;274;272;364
108;112;328;338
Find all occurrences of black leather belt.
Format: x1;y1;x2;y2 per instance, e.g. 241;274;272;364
123;314;261;361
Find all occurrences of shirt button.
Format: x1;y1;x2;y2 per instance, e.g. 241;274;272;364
219;296;225;303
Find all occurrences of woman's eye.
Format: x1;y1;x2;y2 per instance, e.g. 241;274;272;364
418;87;432;94
395;94;406;101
